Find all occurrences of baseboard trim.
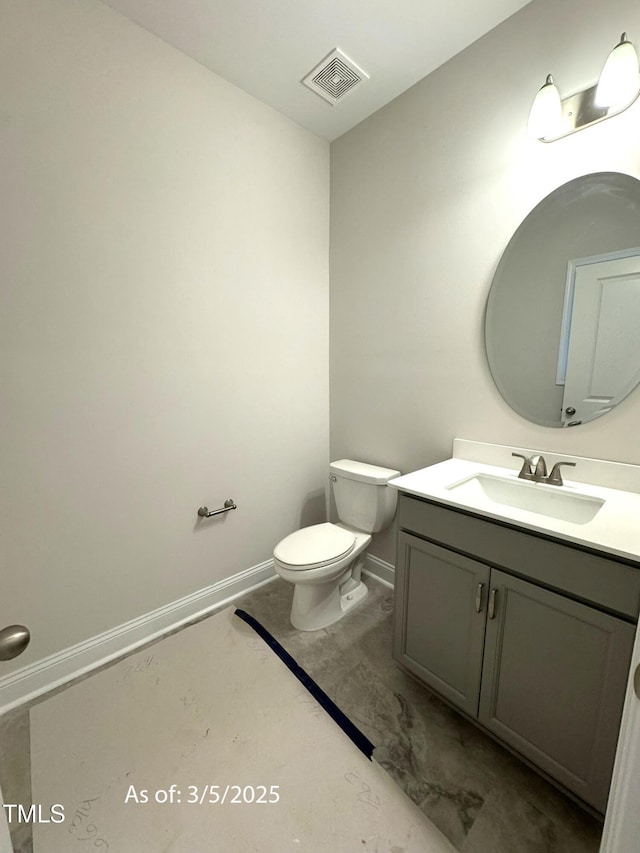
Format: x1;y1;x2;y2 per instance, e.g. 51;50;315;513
0;560;276;716
363;554;395;589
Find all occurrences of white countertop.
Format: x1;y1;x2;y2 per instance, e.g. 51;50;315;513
389;455;640;565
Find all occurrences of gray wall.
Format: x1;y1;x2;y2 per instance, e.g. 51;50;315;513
0;0;329;672
330;0;640;561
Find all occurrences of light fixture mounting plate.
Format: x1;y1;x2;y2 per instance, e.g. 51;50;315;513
541;83;638;141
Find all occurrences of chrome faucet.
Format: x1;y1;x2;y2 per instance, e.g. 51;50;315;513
511;453;576;486
512;452;542;481
530;455;547;480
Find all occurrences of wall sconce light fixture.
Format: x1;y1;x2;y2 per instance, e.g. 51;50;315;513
528;33;640;141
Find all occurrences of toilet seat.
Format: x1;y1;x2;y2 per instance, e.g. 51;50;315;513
274;522;356;570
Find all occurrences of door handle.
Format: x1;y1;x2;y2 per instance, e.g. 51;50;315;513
634;663;640;702
475;583;485;613
0;625;30;661
488;588;498;620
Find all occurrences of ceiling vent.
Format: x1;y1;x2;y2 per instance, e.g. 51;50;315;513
302;48;369;105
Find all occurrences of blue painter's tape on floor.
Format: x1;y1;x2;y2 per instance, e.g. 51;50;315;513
234;608;375;761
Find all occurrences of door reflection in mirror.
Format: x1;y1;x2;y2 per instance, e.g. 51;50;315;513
558;248;640;426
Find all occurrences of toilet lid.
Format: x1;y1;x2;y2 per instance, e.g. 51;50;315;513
274;523;356;569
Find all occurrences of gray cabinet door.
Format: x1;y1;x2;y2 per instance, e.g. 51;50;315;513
393;533;490;716
479;568;635;812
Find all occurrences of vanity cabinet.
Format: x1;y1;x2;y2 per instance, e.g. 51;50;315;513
393;494;639;813
398;533;489;716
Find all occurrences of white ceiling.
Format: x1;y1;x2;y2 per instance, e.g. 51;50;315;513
100;0;532;141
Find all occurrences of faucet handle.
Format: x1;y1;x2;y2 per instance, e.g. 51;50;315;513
512;452;534;479
547;461;576;486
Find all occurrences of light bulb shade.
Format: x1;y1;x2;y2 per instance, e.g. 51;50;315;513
595;33;640;107
527;75;563;139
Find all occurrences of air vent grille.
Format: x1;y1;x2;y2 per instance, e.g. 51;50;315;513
302;48;369;105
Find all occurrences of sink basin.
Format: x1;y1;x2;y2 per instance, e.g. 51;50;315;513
446;473;604;524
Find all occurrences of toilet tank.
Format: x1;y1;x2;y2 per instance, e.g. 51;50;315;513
330;459;401;533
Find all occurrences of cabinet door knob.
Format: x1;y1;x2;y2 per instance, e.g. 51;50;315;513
488;588;498;620
475;583;485;613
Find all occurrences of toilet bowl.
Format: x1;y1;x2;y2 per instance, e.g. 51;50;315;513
273;460;400;631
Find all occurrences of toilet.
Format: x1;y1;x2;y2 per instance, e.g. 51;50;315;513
273;459;401;631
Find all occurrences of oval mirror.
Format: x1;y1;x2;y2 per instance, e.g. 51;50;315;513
485;172;640;427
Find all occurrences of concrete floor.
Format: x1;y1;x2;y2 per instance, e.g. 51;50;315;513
3;592;455;853
239;576;603;853
0;572;604;853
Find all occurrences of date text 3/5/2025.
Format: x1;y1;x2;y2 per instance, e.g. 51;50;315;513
124;784;280;805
